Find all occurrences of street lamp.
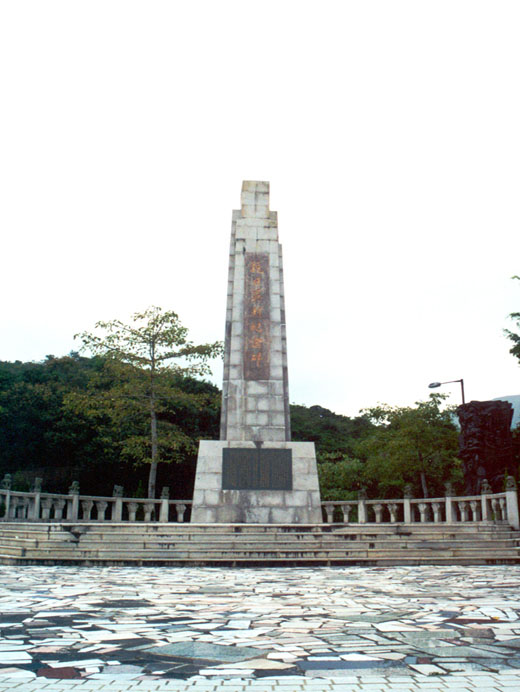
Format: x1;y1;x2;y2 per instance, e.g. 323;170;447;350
428;379;465;405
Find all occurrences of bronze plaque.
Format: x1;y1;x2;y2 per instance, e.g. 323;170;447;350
244;253;270;380
222;449;292;490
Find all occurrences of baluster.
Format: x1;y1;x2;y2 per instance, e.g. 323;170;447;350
469;500;481;522
96;501;108;521
418;502;429;522
175;503;187;523
491;498;499;521
53;499;66;520
387;503;398;523
499;497;506;521
431;502;442;523
41;498;53;520
324;505;334;524
458;501;469;522
81;500;94;521
341;504;351;523
373;503;383;523
127;502;138;522
143;502;155;522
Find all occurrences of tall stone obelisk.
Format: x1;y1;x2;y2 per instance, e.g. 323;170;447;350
191;181;322;523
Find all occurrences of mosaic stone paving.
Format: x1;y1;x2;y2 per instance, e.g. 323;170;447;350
1;565;520;691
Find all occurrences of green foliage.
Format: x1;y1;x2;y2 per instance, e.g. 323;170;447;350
318;454;365;501
505;276;520;364
0;353;220;497
355;394;462;498
290;404;373;457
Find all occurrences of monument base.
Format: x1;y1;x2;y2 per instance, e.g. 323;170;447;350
191;441;322;523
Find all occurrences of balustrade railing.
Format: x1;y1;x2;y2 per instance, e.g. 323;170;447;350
321;479;519;529
0;476;518;528
0;484;191;524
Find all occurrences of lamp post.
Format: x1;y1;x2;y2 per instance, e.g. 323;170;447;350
428;379;465;405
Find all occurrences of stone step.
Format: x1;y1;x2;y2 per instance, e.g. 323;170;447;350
1;521;514;533
1;553;518;566
10;544;520;559
1;526;516;542
4;537;518;552
2;521;519;565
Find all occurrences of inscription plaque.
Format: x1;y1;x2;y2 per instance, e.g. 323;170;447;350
244;253;270;380
222;448;292;490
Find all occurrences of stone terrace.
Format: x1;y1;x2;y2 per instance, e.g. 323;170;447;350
1;565;520;690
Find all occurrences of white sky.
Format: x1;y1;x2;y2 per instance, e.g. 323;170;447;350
1;1;519;417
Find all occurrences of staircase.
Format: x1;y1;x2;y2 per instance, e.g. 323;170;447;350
1;522;520;565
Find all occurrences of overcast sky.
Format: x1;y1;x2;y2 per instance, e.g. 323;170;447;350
1;1;519;417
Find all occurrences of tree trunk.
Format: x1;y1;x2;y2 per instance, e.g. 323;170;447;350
148;371;158;499
420;470;429;498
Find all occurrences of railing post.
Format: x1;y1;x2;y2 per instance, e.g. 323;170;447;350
159;487;170;522
445;482;454;524
505;478;519;529
481;479;491;521
357;490;367;523
30;478;42;520
403;484;412;523
68;482;80;521
1;475;11;520
112;485;124;521
3;490;11;521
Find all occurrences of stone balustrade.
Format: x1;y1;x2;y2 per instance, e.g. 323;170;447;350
321;479;519;528
0;476;518;528
0;484;191;523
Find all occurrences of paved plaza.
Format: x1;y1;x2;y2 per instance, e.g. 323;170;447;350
0;566;520;691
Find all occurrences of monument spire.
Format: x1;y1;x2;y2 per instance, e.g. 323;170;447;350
220;181;291;442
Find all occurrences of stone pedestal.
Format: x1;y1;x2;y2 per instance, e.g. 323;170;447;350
192;441;322;524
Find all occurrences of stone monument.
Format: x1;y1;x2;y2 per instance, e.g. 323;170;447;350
457;399;515;494
191;181;322;523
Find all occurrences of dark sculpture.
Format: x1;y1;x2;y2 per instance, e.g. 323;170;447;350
457;400;514;494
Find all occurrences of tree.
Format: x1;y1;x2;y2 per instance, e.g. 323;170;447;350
317;453;365;501
505;275;520;364
74;307;222;497
290;404;373;456
354;394;461;498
